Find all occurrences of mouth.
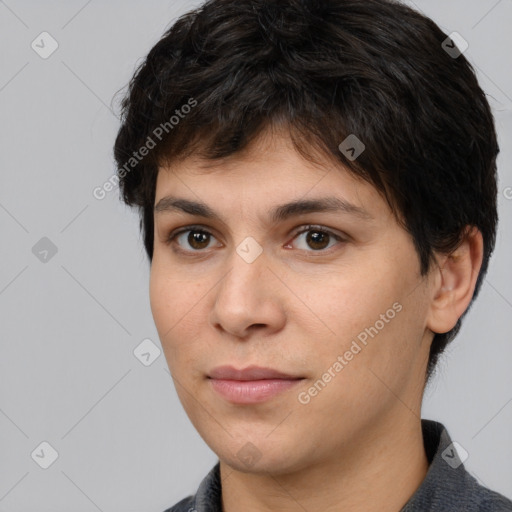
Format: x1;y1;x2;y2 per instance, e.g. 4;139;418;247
207;365;305;404
208;365;303;381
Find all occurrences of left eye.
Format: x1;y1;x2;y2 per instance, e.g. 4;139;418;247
290;226;344;252
167;225;344;253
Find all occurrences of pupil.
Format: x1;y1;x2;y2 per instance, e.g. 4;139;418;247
307;231;328;250
189;231;208;249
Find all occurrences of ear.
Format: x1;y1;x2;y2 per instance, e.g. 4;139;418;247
426;227;484;334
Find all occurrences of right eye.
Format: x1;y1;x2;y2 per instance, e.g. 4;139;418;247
166;226;222;254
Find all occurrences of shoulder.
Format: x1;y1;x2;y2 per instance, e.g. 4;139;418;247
161;494;195;512
463;475;512;511
160;462;222;512
402;420;512;511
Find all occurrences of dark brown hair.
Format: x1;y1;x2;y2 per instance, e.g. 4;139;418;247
113;0;499;382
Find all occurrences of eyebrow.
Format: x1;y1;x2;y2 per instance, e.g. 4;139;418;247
154;195;373;224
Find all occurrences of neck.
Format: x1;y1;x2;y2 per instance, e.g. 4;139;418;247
220;412;429;512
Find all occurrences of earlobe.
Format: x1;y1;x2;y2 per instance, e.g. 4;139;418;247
426;227;484;334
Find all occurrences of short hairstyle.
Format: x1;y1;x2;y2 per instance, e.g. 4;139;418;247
113;0;499;382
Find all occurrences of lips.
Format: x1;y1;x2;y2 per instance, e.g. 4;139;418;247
208;365;305;404
208;365;302;381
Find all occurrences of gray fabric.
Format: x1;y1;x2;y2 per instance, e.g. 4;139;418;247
163;419;512;511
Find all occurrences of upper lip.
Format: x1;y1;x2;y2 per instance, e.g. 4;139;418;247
208;365;303;381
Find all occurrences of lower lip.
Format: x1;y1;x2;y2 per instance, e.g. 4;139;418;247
209;378;303;404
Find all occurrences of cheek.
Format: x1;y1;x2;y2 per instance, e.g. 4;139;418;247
150;260;200;329
149;267;173;336
150;267;194;356
149;263;218;381
303;269;398;336
304;260;424;373
296;295;426;432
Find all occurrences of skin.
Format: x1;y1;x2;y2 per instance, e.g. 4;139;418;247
149;127;483;512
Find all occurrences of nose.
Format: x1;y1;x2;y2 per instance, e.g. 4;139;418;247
209;242;287;339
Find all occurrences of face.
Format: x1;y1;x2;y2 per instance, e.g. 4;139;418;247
150;130;434;475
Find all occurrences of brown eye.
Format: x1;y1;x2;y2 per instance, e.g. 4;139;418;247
291;226;344;252
187;230;211;250
167;227;219;253
305;230;331;250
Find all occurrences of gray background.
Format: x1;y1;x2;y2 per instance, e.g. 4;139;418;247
0;0;511;510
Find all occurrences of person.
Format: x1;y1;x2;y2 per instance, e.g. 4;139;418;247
113;0;512;510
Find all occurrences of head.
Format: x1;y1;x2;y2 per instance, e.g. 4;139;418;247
113;0;498;473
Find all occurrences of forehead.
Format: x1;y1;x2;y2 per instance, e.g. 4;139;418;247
153;130;389;225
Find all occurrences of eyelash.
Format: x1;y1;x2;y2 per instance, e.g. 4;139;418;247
165;224;347;256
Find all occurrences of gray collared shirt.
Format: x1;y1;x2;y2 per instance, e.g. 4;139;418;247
163;419;512;511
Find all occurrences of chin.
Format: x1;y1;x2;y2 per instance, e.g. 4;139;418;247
217;439;310;477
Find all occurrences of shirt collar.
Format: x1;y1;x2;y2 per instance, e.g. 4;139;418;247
401;419;471;511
